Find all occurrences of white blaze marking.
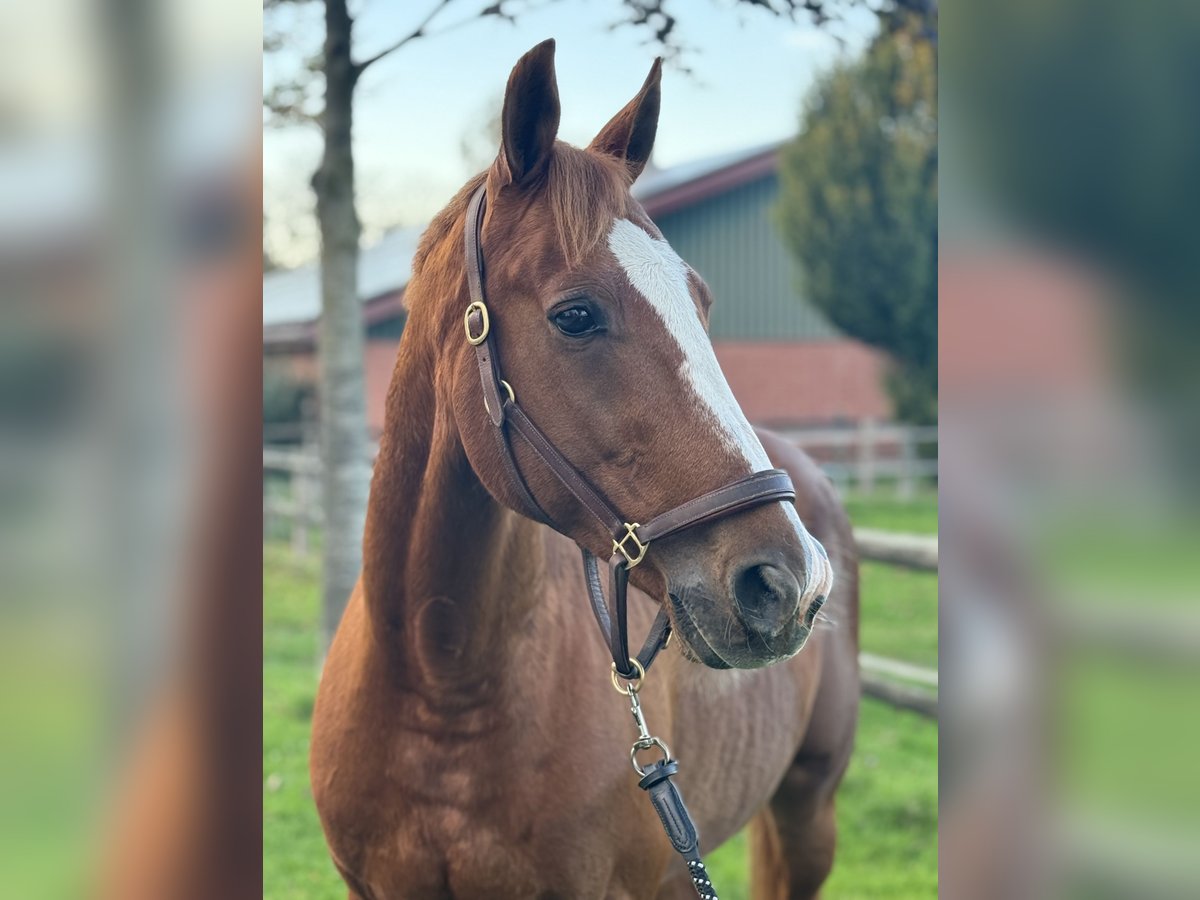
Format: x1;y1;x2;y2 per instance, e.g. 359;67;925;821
607;218;770;470
606;217;831;595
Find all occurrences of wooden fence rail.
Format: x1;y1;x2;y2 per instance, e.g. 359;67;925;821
853;528;938;571
860;671;939;719
781;420;938;498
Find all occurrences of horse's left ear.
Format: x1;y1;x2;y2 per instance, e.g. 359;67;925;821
588;58;662;181
496;38;561;188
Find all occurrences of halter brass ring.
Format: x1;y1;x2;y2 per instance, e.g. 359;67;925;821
610;658;645;695
464;301;490;345
483;379;516;420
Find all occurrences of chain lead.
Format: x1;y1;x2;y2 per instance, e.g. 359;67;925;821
628;689;651;745
625;681;671;776
613;667;719;899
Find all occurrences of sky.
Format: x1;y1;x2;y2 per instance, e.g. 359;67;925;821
263;1;878;269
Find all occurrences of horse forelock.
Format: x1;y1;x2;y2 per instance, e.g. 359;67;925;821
408;145;632;314
544;144;632;265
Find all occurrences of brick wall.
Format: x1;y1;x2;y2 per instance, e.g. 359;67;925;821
714;340;891;427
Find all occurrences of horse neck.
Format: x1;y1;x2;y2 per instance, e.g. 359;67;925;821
361;305;545;697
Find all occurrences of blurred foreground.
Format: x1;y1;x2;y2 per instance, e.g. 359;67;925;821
0;1;261;897
941;1;1200;896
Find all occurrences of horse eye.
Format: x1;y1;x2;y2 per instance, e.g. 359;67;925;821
552;305;598;337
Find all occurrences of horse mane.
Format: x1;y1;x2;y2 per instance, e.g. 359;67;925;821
412;173;487;286
410;144;632;303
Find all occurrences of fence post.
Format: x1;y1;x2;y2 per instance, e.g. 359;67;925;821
264;479;274;541
898;427;916;500
857;417;877;494
292;448;313;557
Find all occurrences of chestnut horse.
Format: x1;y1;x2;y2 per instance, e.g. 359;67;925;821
311;39;859;900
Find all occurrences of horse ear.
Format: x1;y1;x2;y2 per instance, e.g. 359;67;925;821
496;39;561;187
588;58;662;181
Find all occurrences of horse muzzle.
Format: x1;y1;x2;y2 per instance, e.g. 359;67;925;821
664;530;834;669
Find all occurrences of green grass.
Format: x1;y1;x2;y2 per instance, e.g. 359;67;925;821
703;698;938;899
263;547;344;899
845;489;939;668
857;562;939;669
263;492;937;898
843;488;938;535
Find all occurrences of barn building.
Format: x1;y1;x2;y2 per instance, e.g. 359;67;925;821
263;142;891;437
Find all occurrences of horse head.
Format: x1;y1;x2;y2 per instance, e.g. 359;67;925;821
419;39;833;669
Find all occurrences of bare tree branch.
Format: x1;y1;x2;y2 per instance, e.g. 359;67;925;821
352;0;454;76
264;79;321;128
607;0;857;71
352;0;560;77
612;0;682;58
263;0;324;127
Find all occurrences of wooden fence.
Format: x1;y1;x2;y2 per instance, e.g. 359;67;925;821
854;532;939;718
264;445;321;557
781;420;938;498
265;418;936;499
264;444;941;718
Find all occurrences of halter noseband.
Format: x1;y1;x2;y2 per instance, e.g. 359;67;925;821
461;185;796;678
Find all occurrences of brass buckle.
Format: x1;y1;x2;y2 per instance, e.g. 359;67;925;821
613;523;649;568
464;301;490;345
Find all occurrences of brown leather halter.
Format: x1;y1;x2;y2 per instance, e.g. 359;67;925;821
462;185;797;679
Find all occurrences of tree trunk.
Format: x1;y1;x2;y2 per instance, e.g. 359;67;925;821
313;0;369;658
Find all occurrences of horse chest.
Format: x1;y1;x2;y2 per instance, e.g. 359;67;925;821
315;689;646;896
357;755;657;900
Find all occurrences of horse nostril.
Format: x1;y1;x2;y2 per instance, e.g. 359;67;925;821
732;563;802;638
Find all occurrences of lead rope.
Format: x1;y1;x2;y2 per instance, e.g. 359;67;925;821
612;662;719;900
